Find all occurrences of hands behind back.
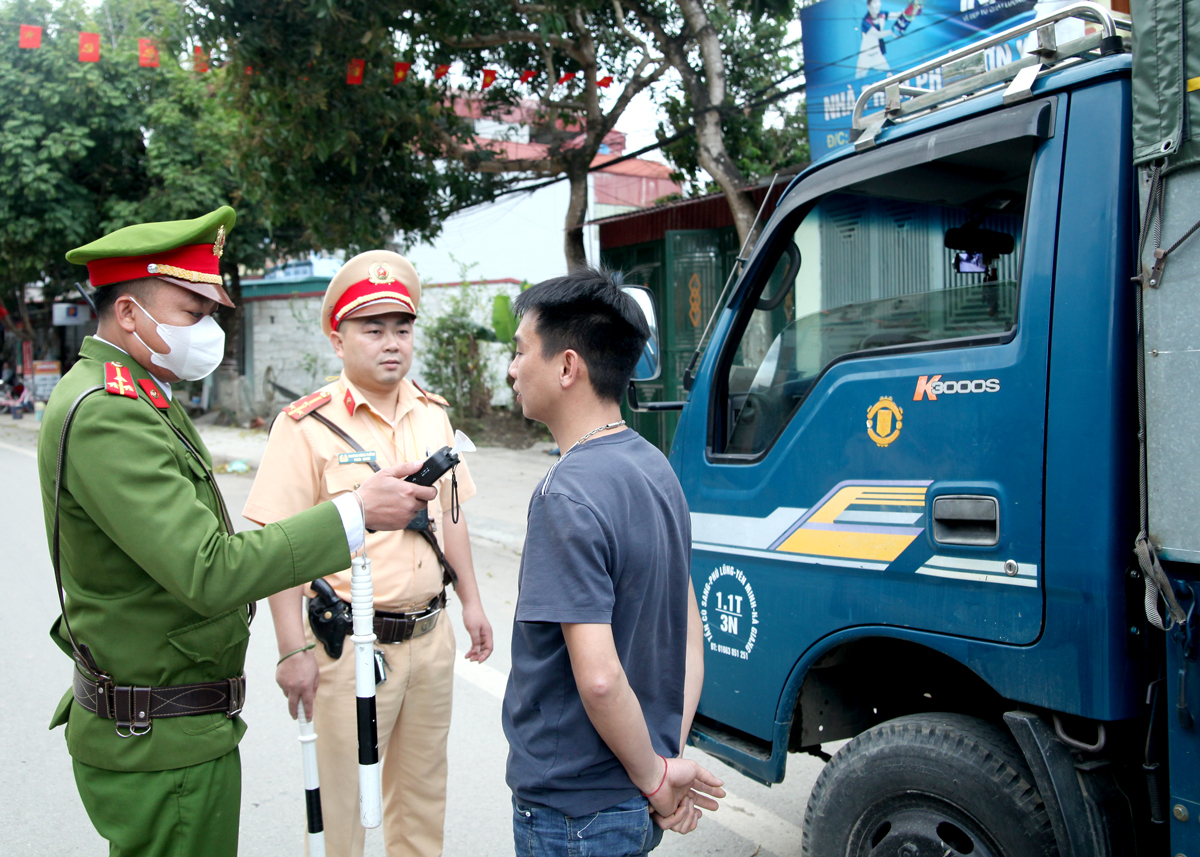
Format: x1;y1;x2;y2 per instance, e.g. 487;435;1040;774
357;461;437;531
648;757;725;834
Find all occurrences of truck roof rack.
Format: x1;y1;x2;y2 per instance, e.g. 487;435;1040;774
851;1;1131;151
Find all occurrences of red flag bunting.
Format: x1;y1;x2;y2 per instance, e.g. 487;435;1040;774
79;32;99;63
138;38;159;68
597;75;613;88
556;71;575;86
519;70;537;84
18;25;41;49
434;64;451;80
394;61;411;84
482;69;497;89
347;58;364;85
194;45;209;73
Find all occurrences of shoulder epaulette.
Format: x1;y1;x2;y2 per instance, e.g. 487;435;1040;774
103;362;139;399
283;390;332;421
412;381;449;408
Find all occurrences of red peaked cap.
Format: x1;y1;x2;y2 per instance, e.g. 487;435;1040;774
321;250;421;337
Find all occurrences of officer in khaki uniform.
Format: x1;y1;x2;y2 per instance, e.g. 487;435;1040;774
38;209;437;857
244;250;493;857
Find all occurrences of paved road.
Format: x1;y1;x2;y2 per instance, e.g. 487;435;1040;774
0;418;825;856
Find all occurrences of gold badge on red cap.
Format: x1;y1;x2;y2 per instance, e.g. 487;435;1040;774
367;262;395;284
212;225;226;258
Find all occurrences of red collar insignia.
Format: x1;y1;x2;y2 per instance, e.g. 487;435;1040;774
138;379;170;409
104;362;138;399
344;388;356;416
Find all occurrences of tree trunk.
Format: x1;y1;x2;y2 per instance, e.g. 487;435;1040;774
652;0;765;254
563;162;591;270
694;107;761;253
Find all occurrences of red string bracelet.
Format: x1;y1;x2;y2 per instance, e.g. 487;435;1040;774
641;755;668;798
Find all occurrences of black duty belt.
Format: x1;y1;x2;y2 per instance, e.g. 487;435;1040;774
73;670;246;737
373;591;446;644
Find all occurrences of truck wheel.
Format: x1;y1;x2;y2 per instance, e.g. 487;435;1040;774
802;713;1058;857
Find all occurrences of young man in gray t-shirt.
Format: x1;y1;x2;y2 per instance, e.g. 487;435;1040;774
501;269;724;856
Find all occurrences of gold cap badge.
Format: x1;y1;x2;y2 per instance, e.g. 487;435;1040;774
212;225;226;258
367;262;395;284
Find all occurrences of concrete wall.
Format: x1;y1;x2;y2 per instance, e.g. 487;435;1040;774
244;280;523;413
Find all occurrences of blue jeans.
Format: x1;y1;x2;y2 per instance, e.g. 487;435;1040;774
513;795;665;857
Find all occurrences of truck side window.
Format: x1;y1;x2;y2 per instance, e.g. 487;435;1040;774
719;141;1031;456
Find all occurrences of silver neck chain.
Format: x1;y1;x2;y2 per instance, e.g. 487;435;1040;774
565;420;626;455
541;420;626;495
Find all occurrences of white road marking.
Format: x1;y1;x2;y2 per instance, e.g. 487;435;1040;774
452;658;803;853
0;440;36;459
454;657;510;699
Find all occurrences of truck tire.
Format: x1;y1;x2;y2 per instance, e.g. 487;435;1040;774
802;713;1058;857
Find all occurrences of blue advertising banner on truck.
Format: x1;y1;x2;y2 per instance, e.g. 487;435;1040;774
801;0;1076;159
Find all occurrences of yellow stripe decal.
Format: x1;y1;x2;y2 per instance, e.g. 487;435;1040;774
777;528;921;562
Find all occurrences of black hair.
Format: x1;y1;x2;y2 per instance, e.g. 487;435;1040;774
513;267;650;403
93;278;158;317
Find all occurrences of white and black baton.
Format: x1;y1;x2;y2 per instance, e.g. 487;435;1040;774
352;431;474;829
297;700;326;857
350;550;383;828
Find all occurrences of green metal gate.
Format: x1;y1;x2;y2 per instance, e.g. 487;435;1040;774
604;228;738;454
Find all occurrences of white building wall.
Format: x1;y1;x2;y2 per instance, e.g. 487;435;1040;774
402;178;599;285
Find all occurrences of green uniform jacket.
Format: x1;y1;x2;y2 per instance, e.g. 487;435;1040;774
38;337;351;773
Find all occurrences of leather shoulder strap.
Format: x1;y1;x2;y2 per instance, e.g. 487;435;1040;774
52;386;109;678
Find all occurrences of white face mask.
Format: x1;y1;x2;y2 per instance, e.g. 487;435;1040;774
130;298;226;381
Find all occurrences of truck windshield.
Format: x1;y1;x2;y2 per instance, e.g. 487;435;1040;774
722;140;1030;456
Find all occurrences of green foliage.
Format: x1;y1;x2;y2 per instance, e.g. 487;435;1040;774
421;285;494;424
492;294;517;344
651;4;810;191
491;280;532;344
0;0;271;361
193;0;510;254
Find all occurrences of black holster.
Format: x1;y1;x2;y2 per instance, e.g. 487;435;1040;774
307;578;352;659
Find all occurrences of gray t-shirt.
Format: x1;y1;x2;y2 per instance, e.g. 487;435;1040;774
502;429;692;817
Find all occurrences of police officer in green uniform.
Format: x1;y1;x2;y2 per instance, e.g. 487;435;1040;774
37;207;438;857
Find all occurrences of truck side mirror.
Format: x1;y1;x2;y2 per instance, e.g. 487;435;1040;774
623;286;661;382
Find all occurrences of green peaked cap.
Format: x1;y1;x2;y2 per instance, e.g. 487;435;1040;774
66;206;236;264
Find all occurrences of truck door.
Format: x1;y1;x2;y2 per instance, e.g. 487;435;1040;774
681;98;1065;741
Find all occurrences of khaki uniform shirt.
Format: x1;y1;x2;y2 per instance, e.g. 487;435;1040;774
244;374;475;612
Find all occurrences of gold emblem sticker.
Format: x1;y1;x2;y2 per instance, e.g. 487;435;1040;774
367;261;395;284
867;396;903;447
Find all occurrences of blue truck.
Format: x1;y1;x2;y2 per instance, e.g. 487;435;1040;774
627;3;1200;854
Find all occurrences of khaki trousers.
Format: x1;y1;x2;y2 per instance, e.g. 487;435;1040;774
306;614;455;857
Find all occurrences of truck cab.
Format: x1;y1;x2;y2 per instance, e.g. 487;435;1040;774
628;4;1200;854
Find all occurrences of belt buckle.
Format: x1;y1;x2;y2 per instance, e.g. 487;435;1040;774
226;676;246;718
413;607;441;638
91;675;116;719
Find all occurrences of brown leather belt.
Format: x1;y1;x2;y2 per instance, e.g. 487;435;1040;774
373;590;446;644
73;670;246;736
